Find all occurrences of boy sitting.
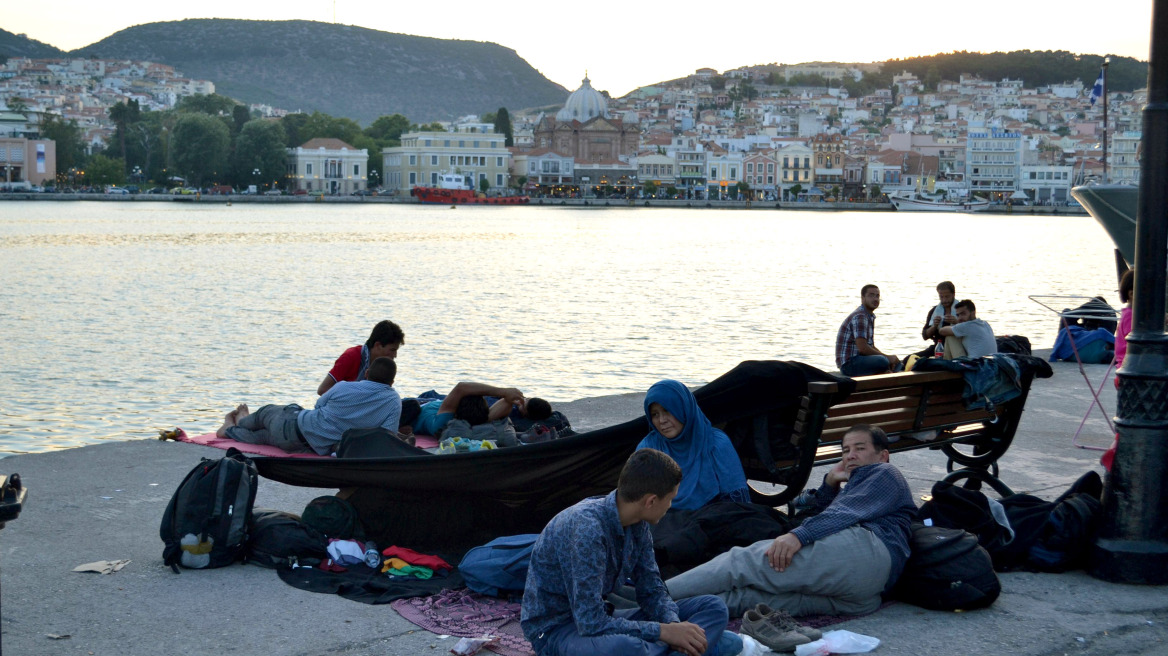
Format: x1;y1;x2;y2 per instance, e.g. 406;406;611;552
521;449;742;656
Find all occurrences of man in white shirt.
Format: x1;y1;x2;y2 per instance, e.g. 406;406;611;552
938;299;997;358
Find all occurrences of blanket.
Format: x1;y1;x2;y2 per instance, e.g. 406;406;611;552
176;431;438;457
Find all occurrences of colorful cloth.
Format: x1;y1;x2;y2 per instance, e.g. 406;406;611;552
636;379;749;511
382;546;454;572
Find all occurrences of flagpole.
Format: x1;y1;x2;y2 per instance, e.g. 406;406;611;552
1103;57;1111;183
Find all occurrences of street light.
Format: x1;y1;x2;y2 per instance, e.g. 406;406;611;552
252;168;261;192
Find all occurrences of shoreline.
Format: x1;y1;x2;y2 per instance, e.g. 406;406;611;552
0;193;1090;215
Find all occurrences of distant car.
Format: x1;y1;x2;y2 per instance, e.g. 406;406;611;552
263;189;283;196
352;189;373;196
171;187;197;195
292;189;308;196
308;190;325;198
106;187;131;195
147;187;166;194
125;185;140;194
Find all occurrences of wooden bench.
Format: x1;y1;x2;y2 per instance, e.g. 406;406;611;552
737;368;1036;505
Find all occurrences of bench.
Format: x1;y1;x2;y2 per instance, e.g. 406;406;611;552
737;368;1036;505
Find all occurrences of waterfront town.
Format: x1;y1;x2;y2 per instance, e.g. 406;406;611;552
0;54;1143;203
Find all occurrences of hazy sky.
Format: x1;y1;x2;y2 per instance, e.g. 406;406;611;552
5;1;1154;97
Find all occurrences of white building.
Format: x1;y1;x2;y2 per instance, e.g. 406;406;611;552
383;127;511;193
286;138;367;194
966;129;1022;198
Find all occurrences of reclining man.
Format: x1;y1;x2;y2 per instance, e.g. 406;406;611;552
403;382;525;437
664;425;916;619
522;448;741;656
218;357;401;455
318;320;404;395
937;299;997;359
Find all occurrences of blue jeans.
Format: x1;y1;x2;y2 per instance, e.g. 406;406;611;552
841;354;890;377
534;595;730;656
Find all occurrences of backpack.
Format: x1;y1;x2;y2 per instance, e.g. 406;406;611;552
893;523;1001;611
301;495;365;540
458;534;539;597
159;448;259;572
1027;493;1102;572
246;509;329;569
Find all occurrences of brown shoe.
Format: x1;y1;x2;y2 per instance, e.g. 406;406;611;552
754;604;822;641
740;609;810;653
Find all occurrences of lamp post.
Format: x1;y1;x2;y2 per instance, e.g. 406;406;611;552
370;169;379;190
252;168;261;192
1102;56;1111;183
1090;0;1168;584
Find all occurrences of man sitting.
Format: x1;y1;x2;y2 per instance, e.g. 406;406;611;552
317;320;404;395
664;425;916;619
218;357;401;455
938;299;996;359
522;449;741;656
835;285;899;376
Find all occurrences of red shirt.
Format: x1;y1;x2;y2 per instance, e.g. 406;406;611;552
327;345;366;383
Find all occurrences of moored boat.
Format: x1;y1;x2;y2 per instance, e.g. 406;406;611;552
1071;184;1138;266
889;192;991;212
411;172;529;205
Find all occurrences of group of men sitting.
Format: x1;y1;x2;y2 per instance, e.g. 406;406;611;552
215;320;553;455
835;281;998;377
521;424;916;656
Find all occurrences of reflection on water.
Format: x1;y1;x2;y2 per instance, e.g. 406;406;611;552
0;201;1117;454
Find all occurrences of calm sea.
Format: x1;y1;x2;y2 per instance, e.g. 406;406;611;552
0;201;1117;455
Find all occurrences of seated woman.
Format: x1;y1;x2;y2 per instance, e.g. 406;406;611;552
637;379;750;510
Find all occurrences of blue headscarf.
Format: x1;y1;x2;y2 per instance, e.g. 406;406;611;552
637;380;749;511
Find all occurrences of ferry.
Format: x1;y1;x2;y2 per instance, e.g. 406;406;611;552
411;173;529;205
889;191;991;213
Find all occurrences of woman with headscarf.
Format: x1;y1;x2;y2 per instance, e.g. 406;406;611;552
637;379;750;511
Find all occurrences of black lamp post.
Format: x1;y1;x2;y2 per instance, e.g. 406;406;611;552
1090;0;1168;584
252;168;261;192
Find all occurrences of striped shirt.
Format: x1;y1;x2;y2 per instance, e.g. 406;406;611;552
296;379;401;454
836;305;876;368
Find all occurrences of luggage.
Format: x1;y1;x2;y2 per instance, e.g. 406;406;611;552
159;448;259;572
301;495;365;540
893;523;1001;611
1027;493;1102;572
458;534;539;597
246;509;329;569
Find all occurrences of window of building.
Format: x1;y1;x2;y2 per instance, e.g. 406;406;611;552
409;155;417;166
431;155;438;166
496;173;504;186
710;167;717;178
747;163;754;173
768;163;774;173
409;172;416;185
425;140;431;147
459;141;465;148
730;167;737;179
306;163;313;175
353;164;360;176
444;140;450;147
804;158;810;168
497;156;503;167
767;175;774;184
431;172;438;185
473;141;479;148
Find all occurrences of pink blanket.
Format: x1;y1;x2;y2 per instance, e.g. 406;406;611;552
175;431;439;457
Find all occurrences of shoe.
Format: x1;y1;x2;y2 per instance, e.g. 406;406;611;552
754;603;823;641
740;609;810;653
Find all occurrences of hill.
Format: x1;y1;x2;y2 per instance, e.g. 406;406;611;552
70;19;568;124
0;28;66;60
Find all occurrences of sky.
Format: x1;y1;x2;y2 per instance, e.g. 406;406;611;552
5;1;1155;98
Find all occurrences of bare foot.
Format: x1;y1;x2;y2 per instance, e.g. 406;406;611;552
215;414;234;438
234;403;250;421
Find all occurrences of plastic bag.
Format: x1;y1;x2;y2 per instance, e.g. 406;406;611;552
793;630;880;656
450;635;499;655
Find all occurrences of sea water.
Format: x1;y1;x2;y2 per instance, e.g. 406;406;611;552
0;201;1117;454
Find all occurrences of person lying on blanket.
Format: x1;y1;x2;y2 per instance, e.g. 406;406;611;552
521;448;742;656
401;382;524;437
317;319;404;396
636;379;750;511
217;357;401;455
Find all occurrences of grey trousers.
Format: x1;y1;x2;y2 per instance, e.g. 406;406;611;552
664;526;891;617
225;403;311;453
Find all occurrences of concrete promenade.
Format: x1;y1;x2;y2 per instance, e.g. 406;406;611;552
1;357;1165;655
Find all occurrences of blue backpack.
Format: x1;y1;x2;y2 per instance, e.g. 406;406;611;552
459;534;539;597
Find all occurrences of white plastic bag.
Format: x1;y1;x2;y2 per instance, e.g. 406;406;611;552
793;630;880;656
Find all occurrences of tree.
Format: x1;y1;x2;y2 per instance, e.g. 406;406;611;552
38;113;85;173
281;113;310;147
492;107;513;147
736;181;750;197
869;184;882;200
642;180;659;197
479;177;491;193
87;154;126;186
232;119;287;190
232;105;251;134
515;175;527;190
171;113;231;186
176;93;238;116
108;100;141;166
665;186;679;197
297;111;362;145
364;114;411;143
830;185;841;199
789;183;803;200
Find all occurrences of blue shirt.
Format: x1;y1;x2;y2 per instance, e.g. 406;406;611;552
296;379;401;454
521;492;679;646
790;463;916;589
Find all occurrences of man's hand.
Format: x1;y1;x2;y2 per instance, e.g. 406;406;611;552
943;313;957;325
886;354;900;369
766;533;803;572
932;316;943;329
825;460;850;488
659;621;707;656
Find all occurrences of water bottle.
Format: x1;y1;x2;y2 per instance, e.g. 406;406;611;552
363;542;380;569
934;340;944;359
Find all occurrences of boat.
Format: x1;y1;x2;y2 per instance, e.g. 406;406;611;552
410;172;530;205
1071;184;1138;266
889;191;991;212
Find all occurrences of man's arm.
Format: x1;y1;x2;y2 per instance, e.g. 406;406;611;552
855;337;899;368
437;382;524;414
790;464;905;547
769;461;848;571
319;346;362;396
317;375;337;396
939;325;957;337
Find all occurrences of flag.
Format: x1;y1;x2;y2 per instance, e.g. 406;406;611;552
1089;68;1105;106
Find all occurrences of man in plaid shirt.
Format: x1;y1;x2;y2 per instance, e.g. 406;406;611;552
835;284;900;377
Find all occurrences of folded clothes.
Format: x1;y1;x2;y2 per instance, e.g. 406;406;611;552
382;546;454;572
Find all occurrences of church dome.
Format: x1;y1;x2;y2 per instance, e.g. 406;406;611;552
556;75;609;122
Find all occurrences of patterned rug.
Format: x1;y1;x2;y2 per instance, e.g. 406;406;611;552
391;588;894;656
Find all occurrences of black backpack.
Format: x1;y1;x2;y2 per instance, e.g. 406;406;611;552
1027;493;1102;572
246;509;329;569
160;448;259;573
893;523;1001;611
301;495;365;540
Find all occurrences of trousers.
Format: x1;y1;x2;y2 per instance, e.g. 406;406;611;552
664;526;891;617
534;595;730;656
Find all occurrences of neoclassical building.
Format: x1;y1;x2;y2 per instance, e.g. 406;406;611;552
532;76;639;161
286;138;367;194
